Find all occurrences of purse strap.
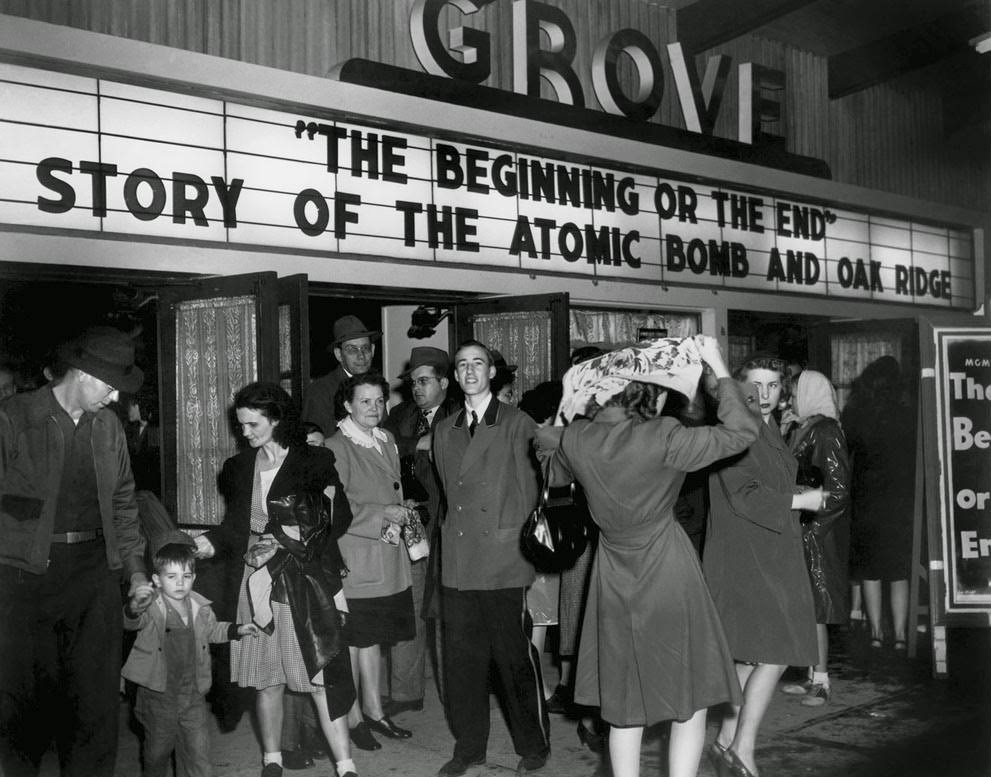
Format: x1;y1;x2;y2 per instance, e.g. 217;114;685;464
539;455;578;508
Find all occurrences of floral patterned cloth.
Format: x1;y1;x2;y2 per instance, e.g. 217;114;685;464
557;336;705;424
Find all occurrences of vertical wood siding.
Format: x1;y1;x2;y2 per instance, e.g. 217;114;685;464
0;0;985;211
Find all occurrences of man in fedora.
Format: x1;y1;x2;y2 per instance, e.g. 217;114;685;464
0;325;151;777
302;315;380;436
382;346;457;716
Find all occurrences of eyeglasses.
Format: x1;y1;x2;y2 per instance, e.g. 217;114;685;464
341;344;373;357
411;376;439;387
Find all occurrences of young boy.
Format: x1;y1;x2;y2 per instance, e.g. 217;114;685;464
123;530;258;777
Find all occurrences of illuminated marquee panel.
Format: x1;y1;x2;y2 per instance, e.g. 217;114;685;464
0;62;974;307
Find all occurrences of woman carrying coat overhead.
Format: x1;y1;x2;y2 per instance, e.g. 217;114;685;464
535;336;759;777
705;355;825;777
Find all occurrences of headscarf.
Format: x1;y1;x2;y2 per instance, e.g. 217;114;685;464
792;369;838;421
556;336;705;424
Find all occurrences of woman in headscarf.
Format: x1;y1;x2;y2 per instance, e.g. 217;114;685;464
705;354;826;777
535;336;759;777
780;370;851;706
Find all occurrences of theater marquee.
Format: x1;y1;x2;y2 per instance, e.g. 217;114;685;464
0;61;975;308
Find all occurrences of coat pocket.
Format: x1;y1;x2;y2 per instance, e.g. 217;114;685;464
1;493;43;523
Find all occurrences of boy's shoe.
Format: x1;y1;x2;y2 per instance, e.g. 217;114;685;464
281;748;313;770
801;683;830;706
261;764;283;777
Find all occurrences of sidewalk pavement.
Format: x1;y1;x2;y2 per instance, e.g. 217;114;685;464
37;623;991;777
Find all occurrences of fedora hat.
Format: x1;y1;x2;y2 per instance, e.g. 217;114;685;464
63;326;144;393
332;315;381;347
491;350;517;373
401;346;450;378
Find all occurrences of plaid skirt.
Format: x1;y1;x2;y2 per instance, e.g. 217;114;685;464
231;538;327;693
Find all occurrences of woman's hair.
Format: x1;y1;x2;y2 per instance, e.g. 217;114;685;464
733;352;791;403
519;380;563;425
855;354;901;402
336;371;390;416
233;381;303;447
491;369;516;395
586;380;667;422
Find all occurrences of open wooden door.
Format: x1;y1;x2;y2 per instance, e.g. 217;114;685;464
453;293;570;394
156;272;308;526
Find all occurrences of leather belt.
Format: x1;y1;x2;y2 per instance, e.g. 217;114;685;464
51;528;104;544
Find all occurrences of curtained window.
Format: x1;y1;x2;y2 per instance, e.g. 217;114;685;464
569;308;699;352
472;310;553;397
175;295;258;525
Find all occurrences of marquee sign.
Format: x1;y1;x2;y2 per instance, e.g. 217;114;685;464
0;61;974;308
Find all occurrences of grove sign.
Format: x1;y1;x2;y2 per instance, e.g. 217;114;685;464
0;62;974;308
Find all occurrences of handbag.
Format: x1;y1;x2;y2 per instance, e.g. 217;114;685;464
521;462;592;573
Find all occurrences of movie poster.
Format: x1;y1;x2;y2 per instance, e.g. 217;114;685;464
936;329;991;609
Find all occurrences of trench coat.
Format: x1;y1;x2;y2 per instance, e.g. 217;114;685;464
545;378;759;726
706;418;818;667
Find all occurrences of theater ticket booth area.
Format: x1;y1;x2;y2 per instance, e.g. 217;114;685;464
0;15;987;671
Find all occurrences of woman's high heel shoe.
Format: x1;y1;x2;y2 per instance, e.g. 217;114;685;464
364;715;412;739
576;721;606;754
725;748;758;777
706;740;729;774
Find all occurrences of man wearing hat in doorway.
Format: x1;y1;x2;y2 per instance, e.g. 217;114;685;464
302;315;381;437
382;346;458;716
0;325;151;777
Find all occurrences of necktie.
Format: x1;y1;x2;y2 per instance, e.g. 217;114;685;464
468;410;478;437
415;408;430;438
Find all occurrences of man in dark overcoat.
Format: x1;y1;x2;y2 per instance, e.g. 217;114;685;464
302;315;379;435
432;340;549;777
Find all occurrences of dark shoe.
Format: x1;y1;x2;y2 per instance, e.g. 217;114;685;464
364;714;412;738
261;764;283;777
437;755;485;776
281;747;314;770
544;684;570;714
385;697;424;716
576;721;605;754
725;749;757;777
705;740;728;773
340;773;358;777
301;731;330;760
516;752;548;775
350;721;382;751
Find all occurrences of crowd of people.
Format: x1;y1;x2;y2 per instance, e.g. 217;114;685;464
0;316;918;777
